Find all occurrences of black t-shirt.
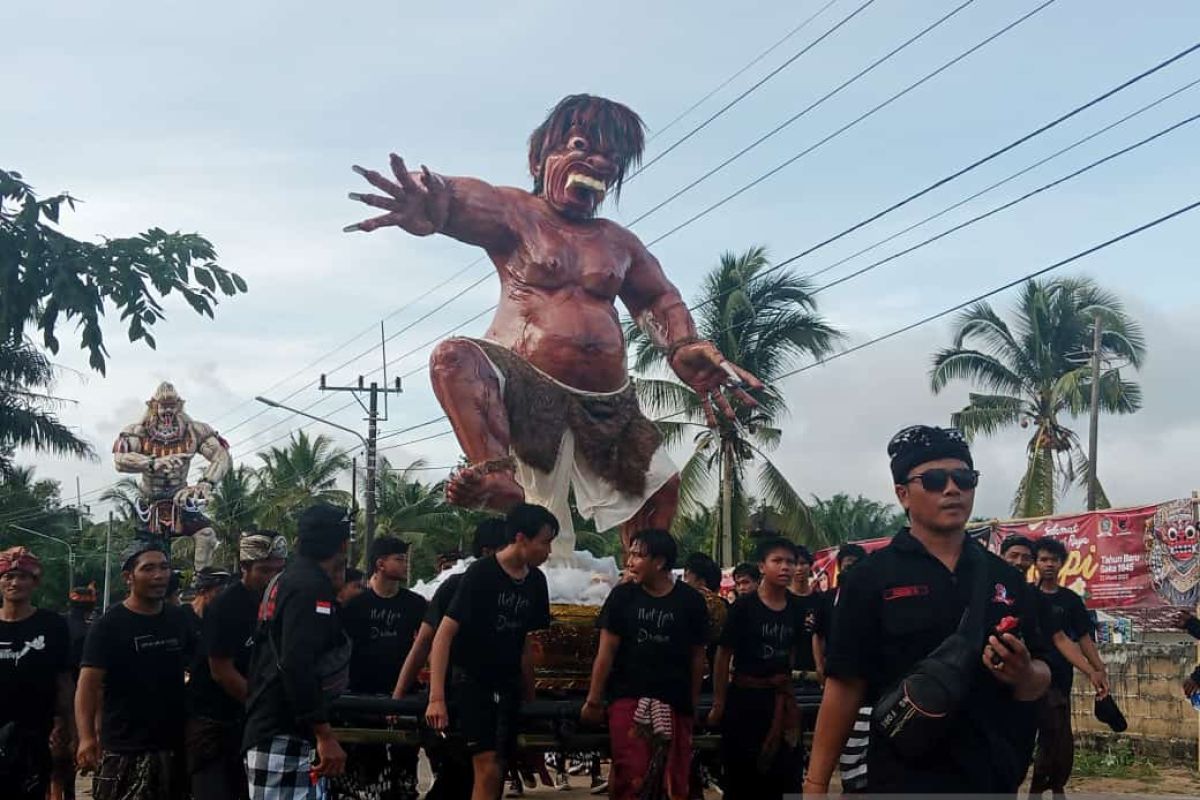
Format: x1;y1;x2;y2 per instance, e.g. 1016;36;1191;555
791;591;822;672
343;586;428;694
425;573;465;670
719;591;806;678
0;608;70;738
824;529;1047;793
81;603;194;752
597;580;708;714
1036;586;1094;692
188;581;259;722
445;556;551;690
66;606;94;673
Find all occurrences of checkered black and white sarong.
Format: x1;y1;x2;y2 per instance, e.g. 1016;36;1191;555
245;735;326;800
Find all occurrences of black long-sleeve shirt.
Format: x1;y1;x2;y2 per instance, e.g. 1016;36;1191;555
242;556;347;751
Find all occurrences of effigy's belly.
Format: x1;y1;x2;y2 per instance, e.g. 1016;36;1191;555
490;297;630;392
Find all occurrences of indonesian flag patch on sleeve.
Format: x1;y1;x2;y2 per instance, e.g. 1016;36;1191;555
315;600;333;615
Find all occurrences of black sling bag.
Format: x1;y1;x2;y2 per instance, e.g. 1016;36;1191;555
870;542;991;759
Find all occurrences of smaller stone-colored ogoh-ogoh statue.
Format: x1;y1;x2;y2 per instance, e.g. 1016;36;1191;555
113;382;231;569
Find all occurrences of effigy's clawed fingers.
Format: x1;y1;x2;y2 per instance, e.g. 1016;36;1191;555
353;164;406;200
732;386;759;408
390;154;423;193
712;388;738;421
343;213;398;233
348;192;402;211
700;395;718;428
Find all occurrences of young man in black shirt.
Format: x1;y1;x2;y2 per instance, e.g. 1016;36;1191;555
186;531;287;800
806;425;1051;795
731;563;760;597
425;504;556;800
582;529;707;800
77;540;196;800
708;537;805;799
392;518;507;800
0;547;73;800
243;504;352;799
338;535;428;800
1029;536;1109;798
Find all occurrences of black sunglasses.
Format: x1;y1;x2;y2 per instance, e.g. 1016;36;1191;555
904;468;980;492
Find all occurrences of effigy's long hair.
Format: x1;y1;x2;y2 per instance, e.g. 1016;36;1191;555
528;94;646;203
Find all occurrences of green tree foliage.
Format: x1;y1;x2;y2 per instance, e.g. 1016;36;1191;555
628;246;842;556
931;277;1145;517
1;169;248;375
807;493;907;547
255;431;351;540
0;340;94;475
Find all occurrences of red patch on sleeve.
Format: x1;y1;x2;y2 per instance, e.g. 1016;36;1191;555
882;585;930;601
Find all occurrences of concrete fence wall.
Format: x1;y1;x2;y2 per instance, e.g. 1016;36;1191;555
1071;642;1200;763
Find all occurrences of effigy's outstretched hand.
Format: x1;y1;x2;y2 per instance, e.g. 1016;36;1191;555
345;153;450;236
669;340;764;427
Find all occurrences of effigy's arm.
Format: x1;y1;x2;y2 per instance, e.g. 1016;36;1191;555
346;155;517;254
113;428;152;474
621;242;763;423
194;423;231;486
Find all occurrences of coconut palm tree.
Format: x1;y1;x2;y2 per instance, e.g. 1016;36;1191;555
930;277;1145;518
255;431;351;538
0;340;93;475
374;459;469;576
808;493;907;547
628;246;842;563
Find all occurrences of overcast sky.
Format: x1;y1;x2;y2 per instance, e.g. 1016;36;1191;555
4;0;1198;527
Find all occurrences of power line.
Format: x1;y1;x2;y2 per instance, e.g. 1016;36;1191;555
775;198;1200;380
627;0;979;227
678;38;1200;318
627;0;880;182
643;0;1061;248
207;256;486;428
798;74;1200;285
220;268;493;437
809;110;1200;296
645;0;842;144
696;39;1200;272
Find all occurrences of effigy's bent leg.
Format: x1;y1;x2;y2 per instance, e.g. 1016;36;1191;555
429;338;525;512
619;474;680;556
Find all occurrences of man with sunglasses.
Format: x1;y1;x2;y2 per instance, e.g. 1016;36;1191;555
805;425;1050;795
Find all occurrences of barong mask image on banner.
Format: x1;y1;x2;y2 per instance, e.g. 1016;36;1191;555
346;94;762;560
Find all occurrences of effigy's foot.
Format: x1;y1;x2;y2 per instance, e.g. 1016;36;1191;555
445;460;524;511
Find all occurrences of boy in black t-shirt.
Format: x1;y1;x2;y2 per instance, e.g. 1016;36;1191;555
0;547;72;800
709;537;805;800
77;540;196;800
1029;536;1109;797
425;504;557;800
582;529;707;800
186;531;286;800
393;518;508;800
337;535;428;800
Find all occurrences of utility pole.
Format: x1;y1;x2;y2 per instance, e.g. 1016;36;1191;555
258;326;402;559
319;376;402;559
349;456;358;565
1087;315;1103;511
718;437;735;567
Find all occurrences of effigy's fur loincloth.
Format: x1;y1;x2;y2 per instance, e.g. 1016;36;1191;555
469;338;662;497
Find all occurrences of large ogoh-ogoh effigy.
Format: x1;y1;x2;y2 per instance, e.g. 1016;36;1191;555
347;94;762;567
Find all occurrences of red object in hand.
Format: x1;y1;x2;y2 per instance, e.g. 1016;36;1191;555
995;616;1020;635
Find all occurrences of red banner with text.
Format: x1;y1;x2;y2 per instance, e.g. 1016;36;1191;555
810;500;1198;610
990;499;1199;610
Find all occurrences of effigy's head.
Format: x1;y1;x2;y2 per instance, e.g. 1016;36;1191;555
144;381;187;444
528;94;646;219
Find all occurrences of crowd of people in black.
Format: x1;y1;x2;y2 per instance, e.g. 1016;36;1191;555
0;424;1157;799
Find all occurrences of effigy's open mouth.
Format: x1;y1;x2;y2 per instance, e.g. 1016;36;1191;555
565;171;607;197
